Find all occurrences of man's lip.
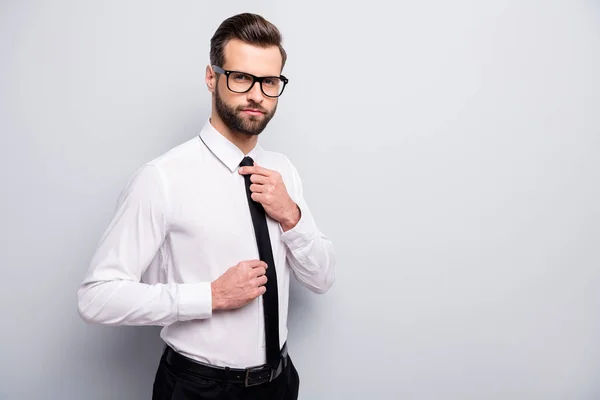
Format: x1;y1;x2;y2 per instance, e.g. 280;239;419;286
242;109;264;114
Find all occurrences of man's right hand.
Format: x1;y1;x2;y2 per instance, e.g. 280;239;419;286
211;260;268;310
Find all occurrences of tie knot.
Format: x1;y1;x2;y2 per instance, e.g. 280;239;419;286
240;156;254;167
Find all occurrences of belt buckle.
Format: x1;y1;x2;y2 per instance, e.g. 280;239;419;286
244;365;274;387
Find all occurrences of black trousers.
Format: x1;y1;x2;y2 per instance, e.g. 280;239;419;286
152;349;300;400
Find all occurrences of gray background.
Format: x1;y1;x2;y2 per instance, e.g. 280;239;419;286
2;1;600;399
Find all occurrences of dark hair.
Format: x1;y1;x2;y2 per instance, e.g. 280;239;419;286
210;13;287;71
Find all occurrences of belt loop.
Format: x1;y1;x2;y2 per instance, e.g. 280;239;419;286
221;366;231;387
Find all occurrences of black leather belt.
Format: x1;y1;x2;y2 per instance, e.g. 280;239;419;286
163;344;288;387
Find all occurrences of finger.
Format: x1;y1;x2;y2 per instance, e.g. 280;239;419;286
249;183;267;193
249;260;268;269
255;267;267;277
249;174;270;184
255;286;267;297
251;192;268;203
239;165;271;177
256;275;268;286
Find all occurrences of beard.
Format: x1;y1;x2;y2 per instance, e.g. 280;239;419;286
215;86;277;136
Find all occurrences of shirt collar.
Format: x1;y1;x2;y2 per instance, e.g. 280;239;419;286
199;119;263;172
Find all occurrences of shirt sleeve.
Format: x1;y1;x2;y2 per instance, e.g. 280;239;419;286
279;157;336;294
76;164;212;326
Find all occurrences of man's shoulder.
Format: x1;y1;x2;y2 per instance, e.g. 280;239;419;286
259;148;297;175
260;147;291;165
122;136;202;192
146;136;202;171
258;147;304;187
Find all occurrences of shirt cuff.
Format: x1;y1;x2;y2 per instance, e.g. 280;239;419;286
178;282;212;320
280;206;318;250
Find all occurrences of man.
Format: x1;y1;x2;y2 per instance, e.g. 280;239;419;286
76;12;336;400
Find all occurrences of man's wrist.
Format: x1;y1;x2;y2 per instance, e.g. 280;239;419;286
281;203;301;232
211;281;224;311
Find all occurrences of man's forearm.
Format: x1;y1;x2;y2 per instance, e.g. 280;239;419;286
77;279;212;325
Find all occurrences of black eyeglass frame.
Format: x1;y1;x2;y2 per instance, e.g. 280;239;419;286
212;65;289;98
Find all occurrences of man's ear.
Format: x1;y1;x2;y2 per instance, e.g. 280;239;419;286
206;65;216;93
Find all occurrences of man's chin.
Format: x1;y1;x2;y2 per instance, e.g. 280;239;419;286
242;126;265;136
236;115;268;133
232;121;264;136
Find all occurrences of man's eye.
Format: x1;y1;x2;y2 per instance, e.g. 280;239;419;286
233;73;250;81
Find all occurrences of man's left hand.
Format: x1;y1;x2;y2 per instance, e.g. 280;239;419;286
239;162;300;231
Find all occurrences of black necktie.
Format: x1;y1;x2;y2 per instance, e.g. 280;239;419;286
240;156;280;368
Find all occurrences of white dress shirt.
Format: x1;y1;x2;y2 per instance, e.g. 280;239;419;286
77;119;336;368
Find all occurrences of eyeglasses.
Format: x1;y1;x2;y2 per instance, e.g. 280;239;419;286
212;65;288;98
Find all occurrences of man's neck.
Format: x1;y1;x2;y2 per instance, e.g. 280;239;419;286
210;114;258;155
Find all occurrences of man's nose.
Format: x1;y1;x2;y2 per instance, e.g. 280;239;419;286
246;81;264;103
